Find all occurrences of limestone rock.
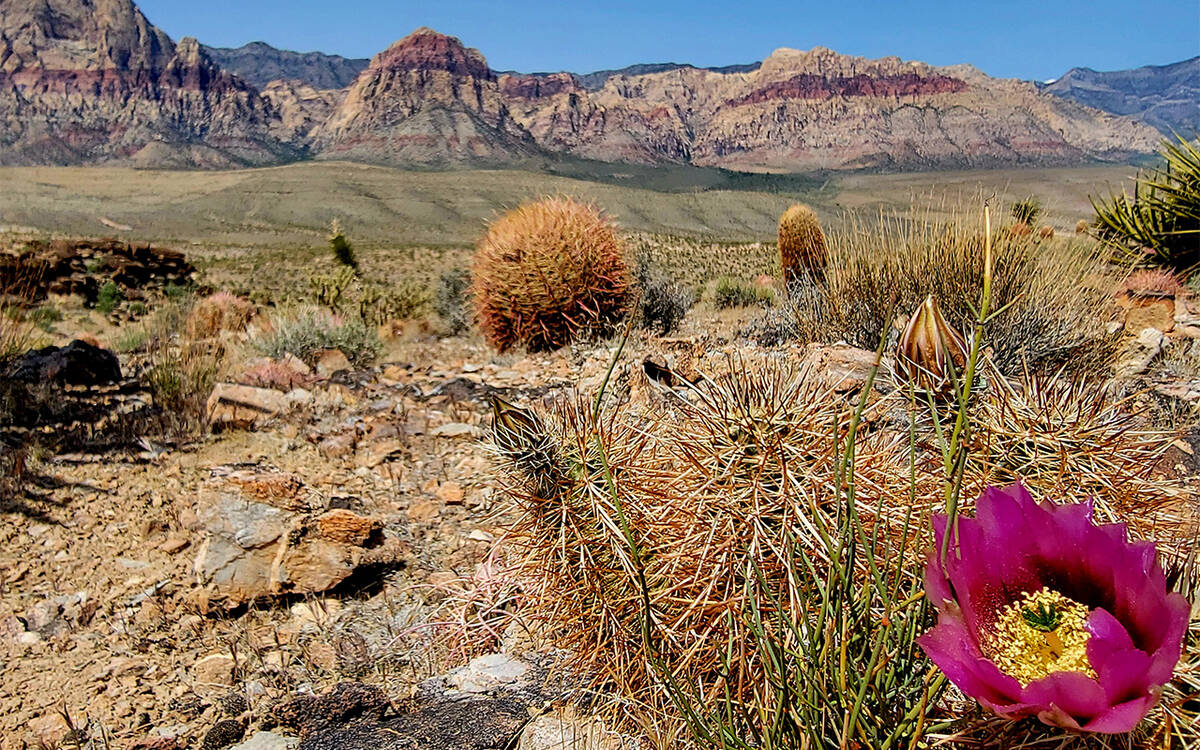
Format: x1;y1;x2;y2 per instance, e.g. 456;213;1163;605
206;383;292;429
189;479;402;605
229;732;300;750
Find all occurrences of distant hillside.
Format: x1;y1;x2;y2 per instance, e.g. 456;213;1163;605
572;62;762;91
201;41;369;90
1041;57;1200;136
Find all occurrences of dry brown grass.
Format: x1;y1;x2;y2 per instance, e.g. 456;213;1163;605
784;209;1123;375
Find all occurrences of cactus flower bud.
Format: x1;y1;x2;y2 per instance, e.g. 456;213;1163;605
490;395;545;458
896;295;968;394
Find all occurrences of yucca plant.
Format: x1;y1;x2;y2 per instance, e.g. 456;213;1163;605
1091;135;1200;274
1011;197;1043;226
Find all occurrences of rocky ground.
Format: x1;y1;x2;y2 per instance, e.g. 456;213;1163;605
3;238;1200;750
1;312;728;749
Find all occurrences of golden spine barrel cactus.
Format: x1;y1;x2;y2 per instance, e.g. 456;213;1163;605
777;203;828;282
473;197;631;352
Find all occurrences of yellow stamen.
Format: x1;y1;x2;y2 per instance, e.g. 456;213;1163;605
985;587;1095;686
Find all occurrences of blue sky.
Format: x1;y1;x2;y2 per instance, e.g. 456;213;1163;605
137;0;1199;81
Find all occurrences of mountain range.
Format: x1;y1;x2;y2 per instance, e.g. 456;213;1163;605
0;0;1184;172
1040;57;1199;137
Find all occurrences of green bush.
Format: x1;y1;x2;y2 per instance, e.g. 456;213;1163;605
329;219;359;271
713;276;772;310
254;307;381;367
96;281;124;314
29;305;62;331
434;268;472;334
1011;197;1042;226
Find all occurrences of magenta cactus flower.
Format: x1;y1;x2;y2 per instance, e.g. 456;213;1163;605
919;483;1191;733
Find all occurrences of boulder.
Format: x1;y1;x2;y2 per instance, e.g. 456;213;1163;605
4;340;121;385
189;477;403;605
314;349;352;378
206;383;292;429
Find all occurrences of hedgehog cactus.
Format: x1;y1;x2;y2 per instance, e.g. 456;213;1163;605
472;197;631;352
777;203;828;283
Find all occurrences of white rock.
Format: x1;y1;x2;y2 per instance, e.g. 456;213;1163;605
447;653;529;693
229;732;300;750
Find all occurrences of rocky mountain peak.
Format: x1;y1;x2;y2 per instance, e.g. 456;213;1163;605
372;27;492;79
0;0;174;73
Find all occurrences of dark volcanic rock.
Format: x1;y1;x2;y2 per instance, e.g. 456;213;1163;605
274;682;391;737
298;699;527;750
6;340;121;385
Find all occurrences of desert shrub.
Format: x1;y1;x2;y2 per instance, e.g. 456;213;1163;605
254;307;381;367
712;276;772;309
146;341;221;419
29;304;62;331
359;280;430;326
328;219;359;271
778;203;828;283
163;282;188;302
794;211;1119;374
185;291;256;339
96;281;123;314
634;254;693;335
473;197;631;352
433;268;472;334
1011;196;1042;225
1092;135;1200;273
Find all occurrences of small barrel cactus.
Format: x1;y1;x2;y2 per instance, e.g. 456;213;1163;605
777;203;828;283
473;197;631;352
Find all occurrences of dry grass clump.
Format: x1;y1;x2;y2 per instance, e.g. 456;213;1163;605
784;210;1121;375
473;197;632;352
185;291;256;339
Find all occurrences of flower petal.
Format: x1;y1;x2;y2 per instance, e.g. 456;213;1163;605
1087;607;1153;706
1079;696;1157;734
1022;671;1108;727
917;612;1025;712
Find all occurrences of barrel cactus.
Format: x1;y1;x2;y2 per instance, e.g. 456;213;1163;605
473;197;631;352
778;203;828;283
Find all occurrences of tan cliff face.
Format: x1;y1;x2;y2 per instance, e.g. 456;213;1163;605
311;28;540;166
0;4;1164;170
311;31;1159;171
0;0;295;167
